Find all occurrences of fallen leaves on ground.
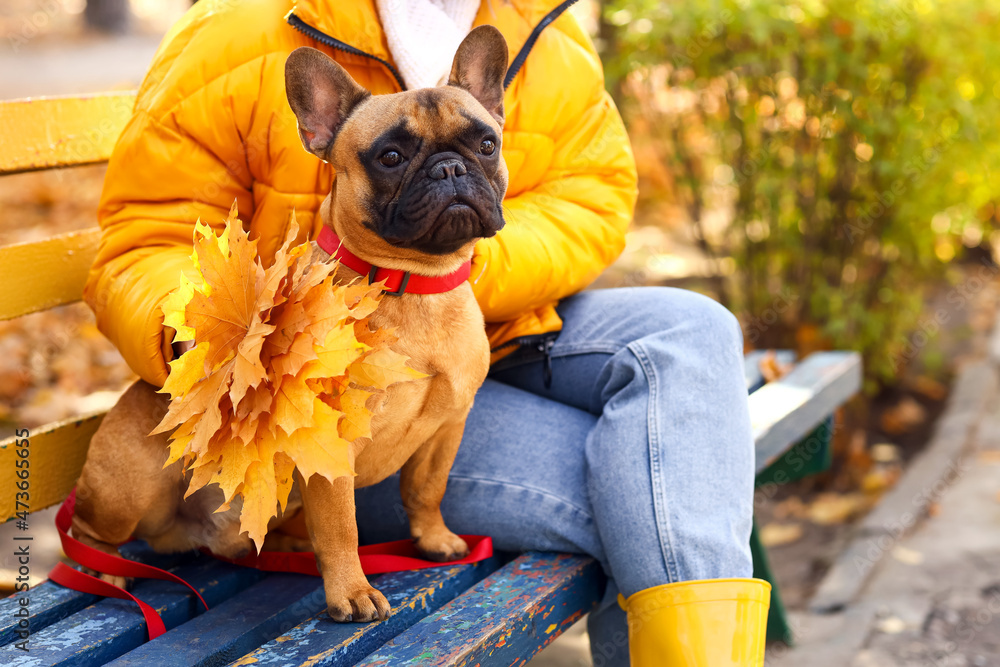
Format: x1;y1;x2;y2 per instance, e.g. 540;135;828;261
839;429;875;487
908;375;947;402
0;304;135;430
0;166;136;433
805;492;874;525
870;443;901;463
772;496;808;521
764;490;882;534
880;396;928;435
978;450;1000;464
156;204;424;551
861;443;903;494
891;546;924;566
759;522;804;547
860;465;903;495
759;350;793;383
0;166;106;246
875;616;907;634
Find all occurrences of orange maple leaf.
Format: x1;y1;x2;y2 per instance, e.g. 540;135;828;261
155;203;427;552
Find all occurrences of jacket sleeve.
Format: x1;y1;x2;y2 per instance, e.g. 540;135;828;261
84;18;260;387
470;27;638;322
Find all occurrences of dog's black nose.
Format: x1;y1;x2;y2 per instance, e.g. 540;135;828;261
428;158;467;180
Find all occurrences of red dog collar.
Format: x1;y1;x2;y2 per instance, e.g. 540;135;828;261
317;226;471;296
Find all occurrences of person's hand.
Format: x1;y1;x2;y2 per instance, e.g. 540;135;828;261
163;326;196;361
172;340;196;358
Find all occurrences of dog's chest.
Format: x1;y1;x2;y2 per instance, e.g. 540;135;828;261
351;286;489;486
368;286;489;400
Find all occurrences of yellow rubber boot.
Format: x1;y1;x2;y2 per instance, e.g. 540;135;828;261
618;578;771;666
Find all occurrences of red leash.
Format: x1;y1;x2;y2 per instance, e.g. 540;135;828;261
213;534;493;576
50;489;492;640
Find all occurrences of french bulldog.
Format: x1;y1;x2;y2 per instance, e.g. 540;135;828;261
71;25;508;622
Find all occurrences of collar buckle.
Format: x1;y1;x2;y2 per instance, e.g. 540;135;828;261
369;265;412;296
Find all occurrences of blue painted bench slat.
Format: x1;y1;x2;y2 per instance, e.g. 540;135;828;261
2;558;264;666
3;349;861;665
228;555;505;667
750;351;860;473
105;573;326;667
0;543;191;645
356;554;604;667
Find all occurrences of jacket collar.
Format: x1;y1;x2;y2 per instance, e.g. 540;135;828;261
288;0;392;63
288;0;569;70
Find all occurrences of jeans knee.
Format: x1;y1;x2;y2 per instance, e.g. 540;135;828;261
694;293;743;351
641;288;743;356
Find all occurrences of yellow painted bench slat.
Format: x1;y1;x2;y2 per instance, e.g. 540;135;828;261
0;411;105;521
0;93;136;175
0;228;102;321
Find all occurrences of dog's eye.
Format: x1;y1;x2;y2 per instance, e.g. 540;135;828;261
379;150;403;167
479;139;496;156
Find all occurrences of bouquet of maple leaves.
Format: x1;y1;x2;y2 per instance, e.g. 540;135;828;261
153;204;423;551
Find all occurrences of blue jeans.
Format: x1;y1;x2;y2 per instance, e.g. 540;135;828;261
355;287;755;666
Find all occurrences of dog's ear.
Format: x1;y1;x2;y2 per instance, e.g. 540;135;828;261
285;47;370;161
448;25;508;125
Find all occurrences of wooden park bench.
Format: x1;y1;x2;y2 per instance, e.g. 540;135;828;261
0;93;862;665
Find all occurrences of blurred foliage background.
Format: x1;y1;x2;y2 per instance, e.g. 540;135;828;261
4;0;999;420
596;0;1000;389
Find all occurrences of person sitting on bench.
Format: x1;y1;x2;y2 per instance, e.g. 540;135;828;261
84;0;771;664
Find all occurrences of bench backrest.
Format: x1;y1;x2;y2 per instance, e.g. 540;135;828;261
0;92;137;521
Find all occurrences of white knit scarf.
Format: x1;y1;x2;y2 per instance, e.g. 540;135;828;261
375;0;481;90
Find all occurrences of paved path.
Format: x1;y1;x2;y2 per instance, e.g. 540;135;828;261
770;338;1000;666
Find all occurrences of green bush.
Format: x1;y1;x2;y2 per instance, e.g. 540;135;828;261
602;0;1000;386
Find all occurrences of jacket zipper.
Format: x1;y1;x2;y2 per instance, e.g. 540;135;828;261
492;332;558;388
490;333;556;354
286;13;407;91
503;0;580;89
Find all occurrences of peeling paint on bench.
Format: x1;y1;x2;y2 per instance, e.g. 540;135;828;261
0;557;263;666
356;553;604;667
0;542;185;645
228;556;505;667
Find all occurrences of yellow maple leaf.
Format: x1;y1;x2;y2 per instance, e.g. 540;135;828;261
154;203;425;552
347;347;426;390
298;325;369;385
162;275;197;343
153;363;232;455
274;452;296;512
164;419;197;467
160;341;210;400
240;458;278;549
331;387;374;442
269;373;317;437
276;398;354;482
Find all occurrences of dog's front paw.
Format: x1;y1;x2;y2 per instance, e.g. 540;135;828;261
415;528;470;563
325;583;391;622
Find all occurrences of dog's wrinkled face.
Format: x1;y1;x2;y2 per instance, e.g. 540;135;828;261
285;26;508;259
356;91;505;255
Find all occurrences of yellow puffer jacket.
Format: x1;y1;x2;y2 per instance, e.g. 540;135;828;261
85;0;638;387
